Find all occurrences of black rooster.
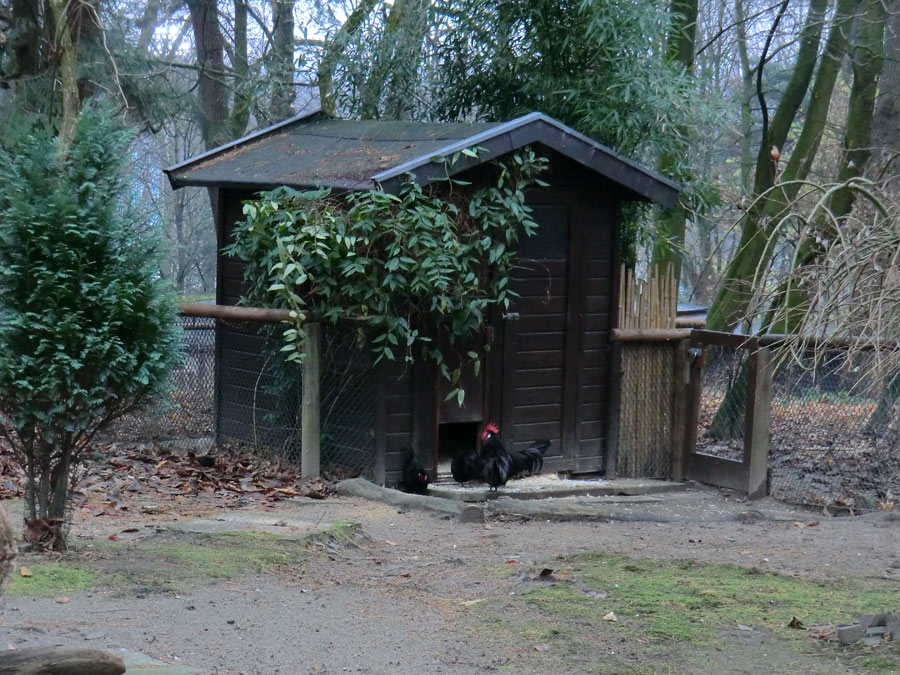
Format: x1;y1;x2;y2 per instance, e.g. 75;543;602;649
508;439;552;479
401;446;431;494
480;423;512;491
451;446;481;485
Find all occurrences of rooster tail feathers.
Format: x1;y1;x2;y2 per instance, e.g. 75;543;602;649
529;439;552;455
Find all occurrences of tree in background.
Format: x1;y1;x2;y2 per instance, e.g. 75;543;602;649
0;106;181;549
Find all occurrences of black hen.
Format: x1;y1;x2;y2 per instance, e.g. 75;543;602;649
508;439;552;479
480;423;512;491
451;446;481;485
401;446;431;494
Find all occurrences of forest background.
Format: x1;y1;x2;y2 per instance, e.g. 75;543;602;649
2;0;900;339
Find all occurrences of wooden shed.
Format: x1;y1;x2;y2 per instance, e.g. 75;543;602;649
165;110;679;486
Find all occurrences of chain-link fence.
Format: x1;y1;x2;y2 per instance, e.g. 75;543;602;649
692;338;900;510
616;340;680;478
320;327;377;479
693;345;751;462
100;315;215;450
768;348;900;510
101;317;378;480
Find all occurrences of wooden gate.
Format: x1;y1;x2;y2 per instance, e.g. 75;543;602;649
684;330;773;499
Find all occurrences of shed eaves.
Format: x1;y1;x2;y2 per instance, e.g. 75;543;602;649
165;111;679;207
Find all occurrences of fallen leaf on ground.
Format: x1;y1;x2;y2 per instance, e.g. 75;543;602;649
55;597;69;604
18;567;32;578
699;589;716;595
535;643;550;652
794;520;819;528
460;598;486;607
806;624;835;640
603;612;618;622
384;540;399;546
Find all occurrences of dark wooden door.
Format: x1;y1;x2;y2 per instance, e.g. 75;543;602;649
499;202;573;468
498;195;612;473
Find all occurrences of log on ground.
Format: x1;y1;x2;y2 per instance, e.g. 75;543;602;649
336;478;467;517
0;647;126;675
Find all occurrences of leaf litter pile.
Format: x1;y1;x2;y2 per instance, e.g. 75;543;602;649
0;442;338;519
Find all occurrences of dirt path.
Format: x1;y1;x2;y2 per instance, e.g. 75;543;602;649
2;487;899;674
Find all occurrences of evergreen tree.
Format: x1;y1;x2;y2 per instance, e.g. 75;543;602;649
0;104;181;549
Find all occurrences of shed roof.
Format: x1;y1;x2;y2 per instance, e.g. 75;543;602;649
165;110;679;207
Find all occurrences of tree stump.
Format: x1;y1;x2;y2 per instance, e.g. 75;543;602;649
0;647;125;675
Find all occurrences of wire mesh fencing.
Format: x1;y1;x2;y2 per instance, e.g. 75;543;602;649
768;349;900;510
319;327;377;480
214;319;304;462
692;345;751;462
616;340;681;479
214;320;377;479
99;315;215;451
691;338;900;510
103;316;379;479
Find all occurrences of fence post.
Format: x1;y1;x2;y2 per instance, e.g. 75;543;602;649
605;341;623;478
671;339;689;481
301;322;321;479
745;345;773;499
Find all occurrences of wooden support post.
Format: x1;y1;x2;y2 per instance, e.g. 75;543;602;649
745;346;773;499
671;339;689;481
301;322;321;479
683;339;705;478
605;341;623;478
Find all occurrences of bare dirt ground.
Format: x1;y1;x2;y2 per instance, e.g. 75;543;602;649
2;484;900;674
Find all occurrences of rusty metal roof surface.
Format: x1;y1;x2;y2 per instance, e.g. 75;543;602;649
165;110;680;207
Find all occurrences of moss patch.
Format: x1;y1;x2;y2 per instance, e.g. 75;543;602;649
478;553;900;674
6;521;360;597
6;564;98;597
523;553;894;644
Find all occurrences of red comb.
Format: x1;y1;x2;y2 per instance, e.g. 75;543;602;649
485;423;499;434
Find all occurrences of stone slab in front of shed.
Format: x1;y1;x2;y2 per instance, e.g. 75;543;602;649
428;473;684;502
165;510;338;535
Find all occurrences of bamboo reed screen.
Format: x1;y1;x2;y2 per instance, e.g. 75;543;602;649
614;264;682;479
617;263;678;330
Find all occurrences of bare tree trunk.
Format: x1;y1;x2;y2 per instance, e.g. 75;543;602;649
710;0;885;438
187;0;230;150
360;0;429;120
705;0;842;332
735;0;754;192
0;503;15;595
174;191;188;294
230;0;251;136
317;0;380;116
650;0;699;281
268;0;295;120
873;7;900;149
49;0;79;148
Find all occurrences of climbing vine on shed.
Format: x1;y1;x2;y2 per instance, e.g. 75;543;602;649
226;148;547;401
